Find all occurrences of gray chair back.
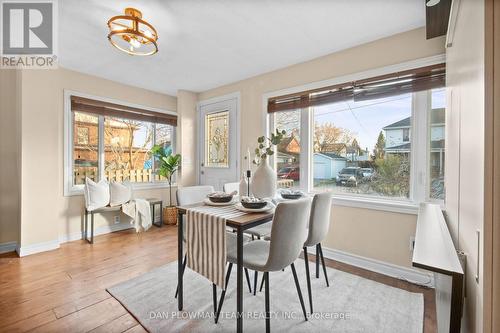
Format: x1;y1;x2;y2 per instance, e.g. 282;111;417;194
304;192;332;247
223;182;239;194
265;199;311;271
176;185;214;206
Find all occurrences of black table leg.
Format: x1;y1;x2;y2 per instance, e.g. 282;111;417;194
177;212;183;311
237;228;243;333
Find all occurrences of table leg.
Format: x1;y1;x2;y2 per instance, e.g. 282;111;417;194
237;228;244;333
449;273;464;333
177;212;183;311
159;202;163;227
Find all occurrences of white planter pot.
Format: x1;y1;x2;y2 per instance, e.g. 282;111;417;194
251;160;276;198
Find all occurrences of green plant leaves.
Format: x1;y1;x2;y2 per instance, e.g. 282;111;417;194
150;145;181;185
253;128;286;165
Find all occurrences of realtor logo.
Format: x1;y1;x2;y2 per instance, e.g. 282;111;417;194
1;1;57;68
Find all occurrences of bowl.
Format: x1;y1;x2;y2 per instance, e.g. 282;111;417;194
240;200;267;209
281;193;303;200
207;193;234;203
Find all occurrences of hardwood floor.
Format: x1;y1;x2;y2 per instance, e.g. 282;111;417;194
0;226;436;332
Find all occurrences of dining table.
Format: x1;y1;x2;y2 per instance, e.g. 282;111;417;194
176;201;274;333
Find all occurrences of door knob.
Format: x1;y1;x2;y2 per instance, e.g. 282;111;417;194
201;171;204;175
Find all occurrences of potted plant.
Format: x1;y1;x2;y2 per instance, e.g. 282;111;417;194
251;129;286;198
150;145;181;225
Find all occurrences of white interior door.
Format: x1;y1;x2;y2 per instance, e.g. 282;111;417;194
198;96;239;191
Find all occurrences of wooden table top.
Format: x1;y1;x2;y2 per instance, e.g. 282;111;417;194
177;202;273;228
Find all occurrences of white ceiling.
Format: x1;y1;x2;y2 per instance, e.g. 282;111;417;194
59;0;425;96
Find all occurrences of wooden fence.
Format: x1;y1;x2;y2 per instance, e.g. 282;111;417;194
74;168;155;184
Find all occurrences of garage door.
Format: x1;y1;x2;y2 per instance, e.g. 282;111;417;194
314;163;327;179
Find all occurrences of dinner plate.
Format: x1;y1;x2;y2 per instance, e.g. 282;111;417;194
203;198;237;206
235;202;275;213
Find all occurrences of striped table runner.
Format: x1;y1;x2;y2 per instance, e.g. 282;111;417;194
186;205;247;289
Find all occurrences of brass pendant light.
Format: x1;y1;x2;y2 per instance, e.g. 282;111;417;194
107;8;158;56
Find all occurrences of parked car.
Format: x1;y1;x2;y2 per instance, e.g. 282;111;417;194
360;167;374;180
336;167;363;186
277;166;300;181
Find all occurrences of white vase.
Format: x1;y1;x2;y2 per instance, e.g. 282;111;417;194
251;159;276;199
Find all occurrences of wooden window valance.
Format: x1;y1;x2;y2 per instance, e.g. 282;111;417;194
268;63;446;113
71;96;177;126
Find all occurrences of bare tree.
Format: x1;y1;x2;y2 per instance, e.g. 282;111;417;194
105;118;154;171
313;122;354;152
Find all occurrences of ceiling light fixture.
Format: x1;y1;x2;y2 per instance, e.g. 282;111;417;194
426;0;441;6
107;8;158;56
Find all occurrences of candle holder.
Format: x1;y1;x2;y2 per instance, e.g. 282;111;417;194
246;170;251;197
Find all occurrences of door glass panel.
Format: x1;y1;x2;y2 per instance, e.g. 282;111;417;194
205;110;229;168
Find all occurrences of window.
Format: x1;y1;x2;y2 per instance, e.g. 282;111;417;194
273;109;301;188
104;117;155;183
73;112;98;185
312;94;412;199
402;128;410;142
267;63;446;206
429;88;446;200
66;94;176;194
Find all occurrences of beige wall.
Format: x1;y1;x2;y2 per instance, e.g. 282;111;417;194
326;206;417;267
445;0;485;332
0;69;21;246
176;90;198;186
17;68;177;249
198;27;444;268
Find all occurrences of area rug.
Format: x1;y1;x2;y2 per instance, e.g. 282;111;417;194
107;259;423;333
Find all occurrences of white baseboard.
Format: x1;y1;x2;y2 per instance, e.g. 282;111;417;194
59;222;135;243
0;241;18;254
318;246;435;288
17;239;60;257
17;223;135;257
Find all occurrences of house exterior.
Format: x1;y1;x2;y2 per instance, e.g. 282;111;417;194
317;142;370;162
383;108;445;176
277;134;300;167
313;152;347;179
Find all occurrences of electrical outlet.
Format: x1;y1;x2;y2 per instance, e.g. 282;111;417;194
113;215;120;224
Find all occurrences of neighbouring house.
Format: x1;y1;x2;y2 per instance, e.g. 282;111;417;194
383;108;445;177
317;143;347;156
313;152;348;179
318;142;370;162
277;133;300;167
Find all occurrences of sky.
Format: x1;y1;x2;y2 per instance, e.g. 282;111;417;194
313;89;446;152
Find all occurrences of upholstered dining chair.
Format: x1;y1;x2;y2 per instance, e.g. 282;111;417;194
302;192;332;314
223;181;273;295
174;185;252;305
214;199;311;332
223;182;239;194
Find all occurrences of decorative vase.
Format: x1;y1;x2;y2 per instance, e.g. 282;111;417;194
163;206;178;225
251;159;276;198
239;172;252;197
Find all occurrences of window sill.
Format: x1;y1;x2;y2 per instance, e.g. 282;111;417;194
65;183;177;197
328;195;419;215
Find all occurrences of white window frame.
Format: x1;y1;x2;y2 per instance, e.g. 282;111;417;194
263;55;446;214
64;90;177;196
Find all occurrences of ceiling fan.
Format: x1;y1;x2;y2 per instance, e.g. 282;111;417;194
426;0;441;6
